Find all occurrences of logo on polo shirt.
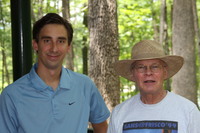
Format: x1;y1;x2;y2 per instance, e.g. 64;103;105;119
68;102;75;105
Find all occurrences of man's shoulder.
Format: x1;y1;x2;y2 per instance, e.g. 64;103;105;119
114;94;139;112
1;74;30;95
168;92;198;110
64;68;91;81
168;92;193;103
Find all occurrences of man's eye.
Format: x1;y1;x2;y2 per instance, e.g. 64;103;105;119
137;66;145;69
151;65;160;69
151;65;160;70
58;40;65;44
43;39;51;43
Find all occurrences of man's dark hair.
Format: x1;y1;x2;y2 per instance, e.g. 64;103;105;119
32;13;73;45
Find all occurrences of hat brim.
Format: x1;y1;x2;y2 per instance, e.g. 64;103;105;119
113;55;184;81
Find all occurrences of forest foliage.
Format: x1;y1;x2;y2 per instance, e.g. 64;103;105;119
0;0;200;104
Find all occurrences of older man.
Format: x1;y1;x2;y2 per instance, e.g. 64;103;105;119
107;40;200;133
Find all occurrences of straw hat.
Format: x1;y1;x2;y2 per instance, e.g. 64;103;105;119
113;40;184;81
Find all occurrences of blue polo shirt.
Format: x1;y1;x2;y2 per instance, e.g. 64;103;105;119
0;64;110;133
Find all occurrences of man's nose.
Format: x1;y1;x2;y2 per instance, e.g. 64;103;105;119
51;43;58;52
144;66;153;75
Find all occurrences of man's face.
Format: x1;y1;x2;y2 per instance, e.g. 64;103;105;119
132;59;168;95
32;24;70;70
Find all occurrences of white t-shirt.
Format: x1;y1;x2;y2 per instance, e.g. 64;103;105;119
107;92;200;133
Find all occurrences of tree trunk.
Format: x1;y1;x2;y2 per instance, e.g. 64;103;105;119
82;36;88;75
0;3;10;90
160;0;170;91
192;0;200;106
62;0;74;71
151;0;159;41
62;0;70;20
172;0;197;104
160;0;168;47
82;7;88;75
88;0;120;111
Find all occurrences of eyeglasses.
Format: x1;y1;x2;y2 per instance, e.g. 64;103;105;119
133;63;165;73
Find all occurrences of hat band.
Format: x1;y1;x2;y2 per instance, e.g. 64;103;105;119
132;53;165;60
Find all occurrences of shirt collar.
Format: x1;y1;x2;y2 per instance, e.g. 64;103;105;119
29;64;48;91
29;64;71;91
59;66;71;90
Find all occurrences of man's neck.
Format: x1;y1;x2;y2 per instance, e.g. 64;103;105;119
36;66;62;90
140;90;167;104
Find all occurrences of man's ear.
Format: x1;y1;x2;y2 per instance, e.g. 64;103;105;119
67;44;71;52
163;67;168;79
131;72;136;82
32;40;38;52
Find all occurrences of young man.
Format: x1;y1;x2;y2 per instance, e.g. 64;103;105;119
0;13;110;133
107;40;200;133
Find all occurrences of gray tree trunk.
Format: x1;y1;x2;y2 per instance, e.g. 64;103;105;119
151;0;159;41
62;0;74;71
160;0;171;91
88;0;120;111
172;0;197;104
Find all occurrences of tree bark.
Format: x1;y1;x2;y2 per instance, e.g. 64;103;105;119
82;36;88;75
88;0;120;111
62;0;74;71
160;0;170;91
192;0;200;52
0;1;10;89
82;7;88;75
151;0;159;41
160;0;168;46
172;0;197;104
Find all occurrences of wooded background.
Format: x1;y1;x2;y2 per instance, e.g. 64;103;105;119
0;0;200;111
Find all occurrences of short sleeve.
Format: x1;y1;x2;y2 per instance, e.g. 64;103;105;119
107;107;118;133
0;91;18;133
88;82;110;124
188;106;200;133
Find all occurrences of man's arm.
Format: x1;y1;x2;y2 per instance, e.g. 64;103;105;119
0;92;18;133
189;107;200;133
92;120;108;133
